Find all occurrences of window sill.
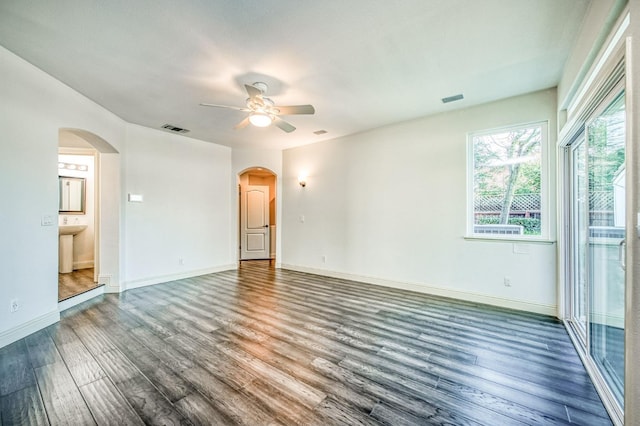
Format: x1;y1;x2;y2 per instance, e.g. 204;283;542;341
464;236;556;244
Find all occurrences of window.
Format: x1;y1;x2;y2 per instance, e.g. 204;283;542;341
468;121;548;239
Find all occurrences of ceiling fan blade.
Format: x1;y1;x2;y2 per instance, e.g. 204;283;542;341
273;117;296;133
275;105;315;115
199;103;249;112
234;116;251;130
244;84;262;101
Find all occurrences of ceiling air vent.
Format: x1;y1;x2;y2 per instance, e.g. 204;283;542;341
441;94;464;104
161;124;190;134
313;130;328;135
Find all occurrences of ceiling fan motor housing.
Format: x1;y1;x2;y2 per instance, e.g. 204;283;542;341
200;81;314;133
252;82;268;93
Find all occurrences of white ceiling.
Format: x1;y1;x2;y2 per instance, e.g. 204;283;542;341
0;0;590;150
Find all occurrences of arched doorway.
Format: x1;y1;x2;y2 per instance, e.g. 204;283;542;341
58;128;120;304
238;168;277;262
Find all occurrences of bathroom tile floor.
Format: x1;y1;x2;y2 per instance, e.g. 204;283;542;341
58;268;100;302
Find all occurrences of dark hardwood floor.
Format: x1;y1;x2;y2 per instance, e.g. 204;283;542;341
2;261;611;425
58;268;101;302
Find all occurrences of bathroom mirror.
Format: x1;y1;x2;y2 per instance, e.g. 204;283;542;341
59;176;85;213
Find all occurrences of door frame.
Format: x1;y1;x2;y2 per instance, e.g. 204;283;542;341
567;136;588;345
57;147;100;283
558;44;627;424
59;128;121;295
237;167;278;263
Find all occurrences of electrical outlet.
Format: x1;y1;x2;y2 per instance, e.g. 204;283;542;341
503;277;512;287
178;258;184;265
322;255;326;263
10;299;19;313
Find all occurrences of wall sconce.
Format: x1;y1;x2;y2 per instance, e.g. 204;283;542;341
298;174;307;188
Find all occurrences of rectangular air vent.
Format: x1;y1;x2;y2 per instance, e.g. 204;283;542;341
313;130;328;135
161;124;190;133
441;94;464;104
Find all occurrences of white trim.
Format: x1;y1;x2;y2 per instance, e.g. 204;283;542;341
124;264;237;291
568;13;630;117
58;147;99;156
73;260;95;269
560;58;626;147
281;264;556;316
463;236;555;244
0;310;60;349
59;145;102;286
58;285;105;312
564;320;623;426
624;33;639;426
557;14;630;421
556;143;571;321
590;312;625;329
466;120;550;241
98;274;120;294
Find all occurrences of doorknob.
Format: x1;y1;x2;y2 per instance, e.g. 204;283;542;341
263;225;269;228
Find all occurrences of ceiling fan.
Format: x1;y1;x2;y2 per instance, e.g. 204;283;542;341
200;82;315;133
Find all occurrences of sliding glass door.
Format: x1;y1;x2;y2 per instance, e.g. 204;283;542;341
568;90;626;410
570;139;588;338
586;91;626;406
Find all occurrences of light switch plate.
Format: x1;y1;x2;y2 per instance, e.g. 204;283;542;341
41;215;54;226
128;193;144;203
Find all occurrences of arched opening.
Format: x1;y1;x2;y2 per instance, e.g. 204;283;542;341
238;167;277;264
58;128;120;305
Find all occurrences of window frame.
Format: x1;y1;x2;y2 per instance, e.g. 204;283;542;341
466;120;550;242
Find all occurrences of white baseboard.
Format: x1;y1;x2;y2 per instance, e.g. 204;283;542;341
281;264;556;316
73;260;94;269
58;285;105;312
124;264;237;291
0;310;60;349
98;274;121;294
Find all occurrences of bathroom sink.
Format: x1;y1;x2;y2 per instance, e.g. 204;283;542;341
59;224;87;236
59;224;87;273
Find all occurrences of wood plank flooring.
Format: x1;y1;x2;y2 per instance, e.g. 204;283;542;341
58;268;100;302
1;261;611;425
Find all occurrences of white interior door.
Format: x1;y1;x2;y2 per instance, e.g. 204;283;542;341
240;185;270;260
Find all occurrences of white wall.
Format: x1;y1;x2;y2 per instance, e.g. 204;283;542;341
0;44;235;347
0;45;125;345
282;89;558;314
558;0;626;110
122;124;234;289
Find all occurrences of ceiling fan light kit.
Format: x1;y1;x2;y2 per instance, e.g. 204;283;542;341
201;82;315;133
249;112;273;127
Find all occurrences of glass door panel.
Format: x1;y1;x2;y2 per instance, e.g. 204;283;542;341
571;140;587;337
587;91;625;407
